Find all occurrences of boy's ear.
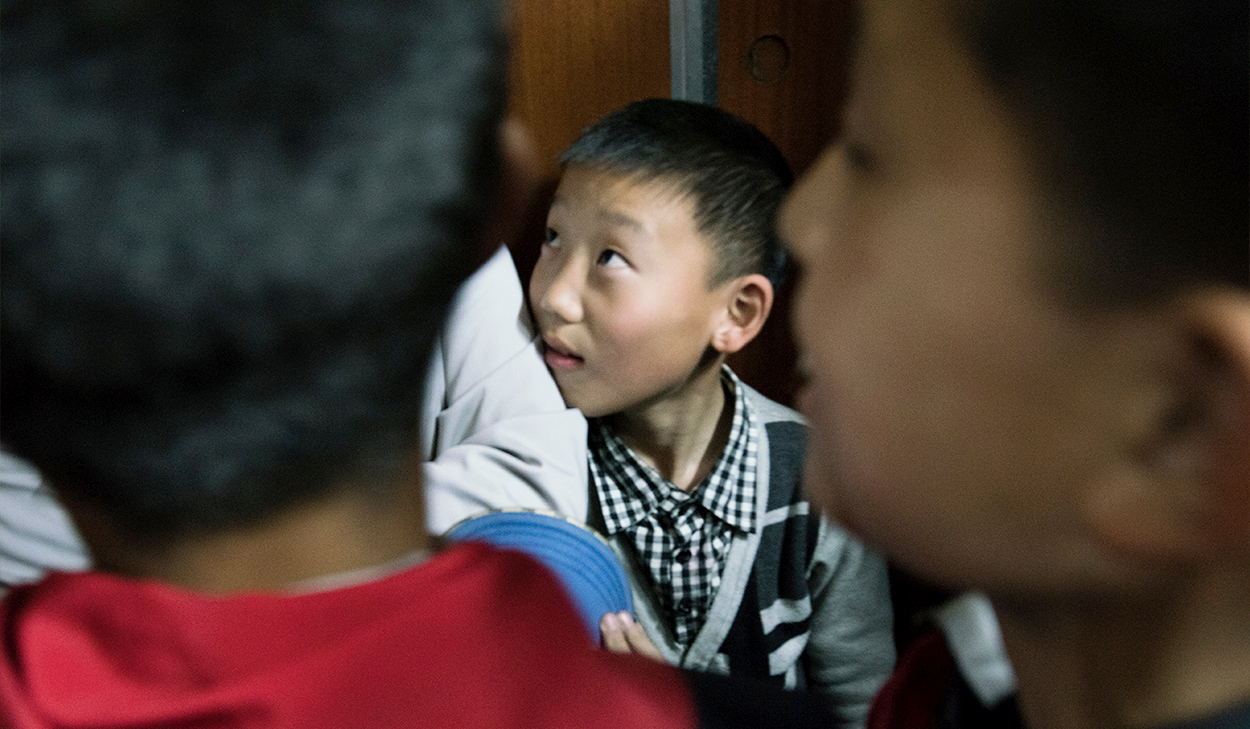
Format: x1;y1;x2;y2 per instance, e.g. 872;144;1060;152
473;118;540;270
1081;289;1250;564
711;274;775;355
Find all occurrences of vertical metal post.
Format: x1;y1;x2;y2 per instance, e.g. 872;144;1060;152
670;0;718;105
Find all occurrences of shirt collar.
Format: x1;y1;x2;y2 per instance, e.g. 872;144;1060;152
590;366;758;535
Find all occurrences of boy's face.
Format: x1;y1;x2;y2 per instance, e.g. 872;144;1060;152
781;0;1159;594
529;167;729;418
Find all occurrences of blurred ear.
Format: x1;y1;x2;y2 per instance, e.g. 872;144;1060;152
473;117;540;270
711;274;774;355
1082;289;1250;563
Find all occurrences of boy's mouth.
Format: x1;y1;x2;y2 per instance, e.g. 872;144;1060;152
542;336;584;370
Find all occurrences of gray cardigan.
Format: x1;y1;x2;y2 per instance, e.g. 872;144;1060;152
590;384;896;729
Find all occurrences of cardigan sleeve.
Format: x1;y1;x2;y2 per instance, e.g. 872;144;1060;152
803;517;897;729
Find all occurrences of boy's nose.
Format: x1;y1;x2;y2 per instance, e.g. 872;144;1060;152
536;260;584;324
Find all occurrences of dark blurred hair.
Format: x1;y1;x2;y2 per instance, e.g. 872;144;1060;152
0;0;508;542
560;99;793;288
958;0;1248;304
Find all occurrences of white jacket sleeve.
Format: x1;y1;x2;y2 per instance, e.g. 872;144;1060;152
421;245;588;534
0;451;90;591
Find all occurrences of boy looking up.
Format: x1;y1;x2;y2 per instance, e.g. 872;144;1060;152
530;99;896;727
780;0;1248;727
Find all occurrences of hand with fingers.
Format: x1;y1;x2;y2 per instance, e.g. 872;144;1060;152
599;612;666;663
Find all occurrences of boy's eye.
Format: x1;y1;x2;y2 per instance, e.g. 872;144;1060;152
543;227;560;248
596;249;627;268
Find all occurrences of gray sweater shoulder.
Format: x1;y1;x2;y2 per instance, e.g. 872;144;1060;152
740;381;806;427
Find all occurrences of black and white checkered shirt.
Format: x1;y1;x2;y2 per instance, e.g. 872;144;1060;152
589;367;759;647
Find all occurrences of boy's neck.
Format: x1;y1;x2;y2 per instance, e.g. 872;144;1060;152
67;462;433;594
992;566;1250;729
607;358;733;491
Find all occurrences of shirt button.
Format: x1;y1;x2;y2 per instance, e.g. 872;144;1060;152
674;548;691;563
675;598;692;614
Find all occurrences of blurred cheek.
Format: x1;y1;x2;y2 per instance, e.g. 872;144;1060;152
797;378;860;532
792;268;893;546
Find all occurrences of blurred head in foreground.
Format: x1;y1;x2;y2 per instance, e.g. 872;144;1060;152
1;0;509;581
781;0;1248;724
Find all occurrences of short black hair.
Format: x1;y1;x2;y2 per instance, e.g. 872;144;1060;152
957;0;1248;304
0;0;507;542
560;99;794;288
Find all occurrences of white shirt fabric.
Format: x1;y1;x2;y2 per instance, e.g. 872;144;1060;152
1;245;588;588
421;245;588;533
0;452;91;587
933;592;1018;707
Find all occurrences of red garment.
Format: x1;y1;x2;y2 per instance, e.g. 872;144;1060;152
0;542;695;728
866;628;956;729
